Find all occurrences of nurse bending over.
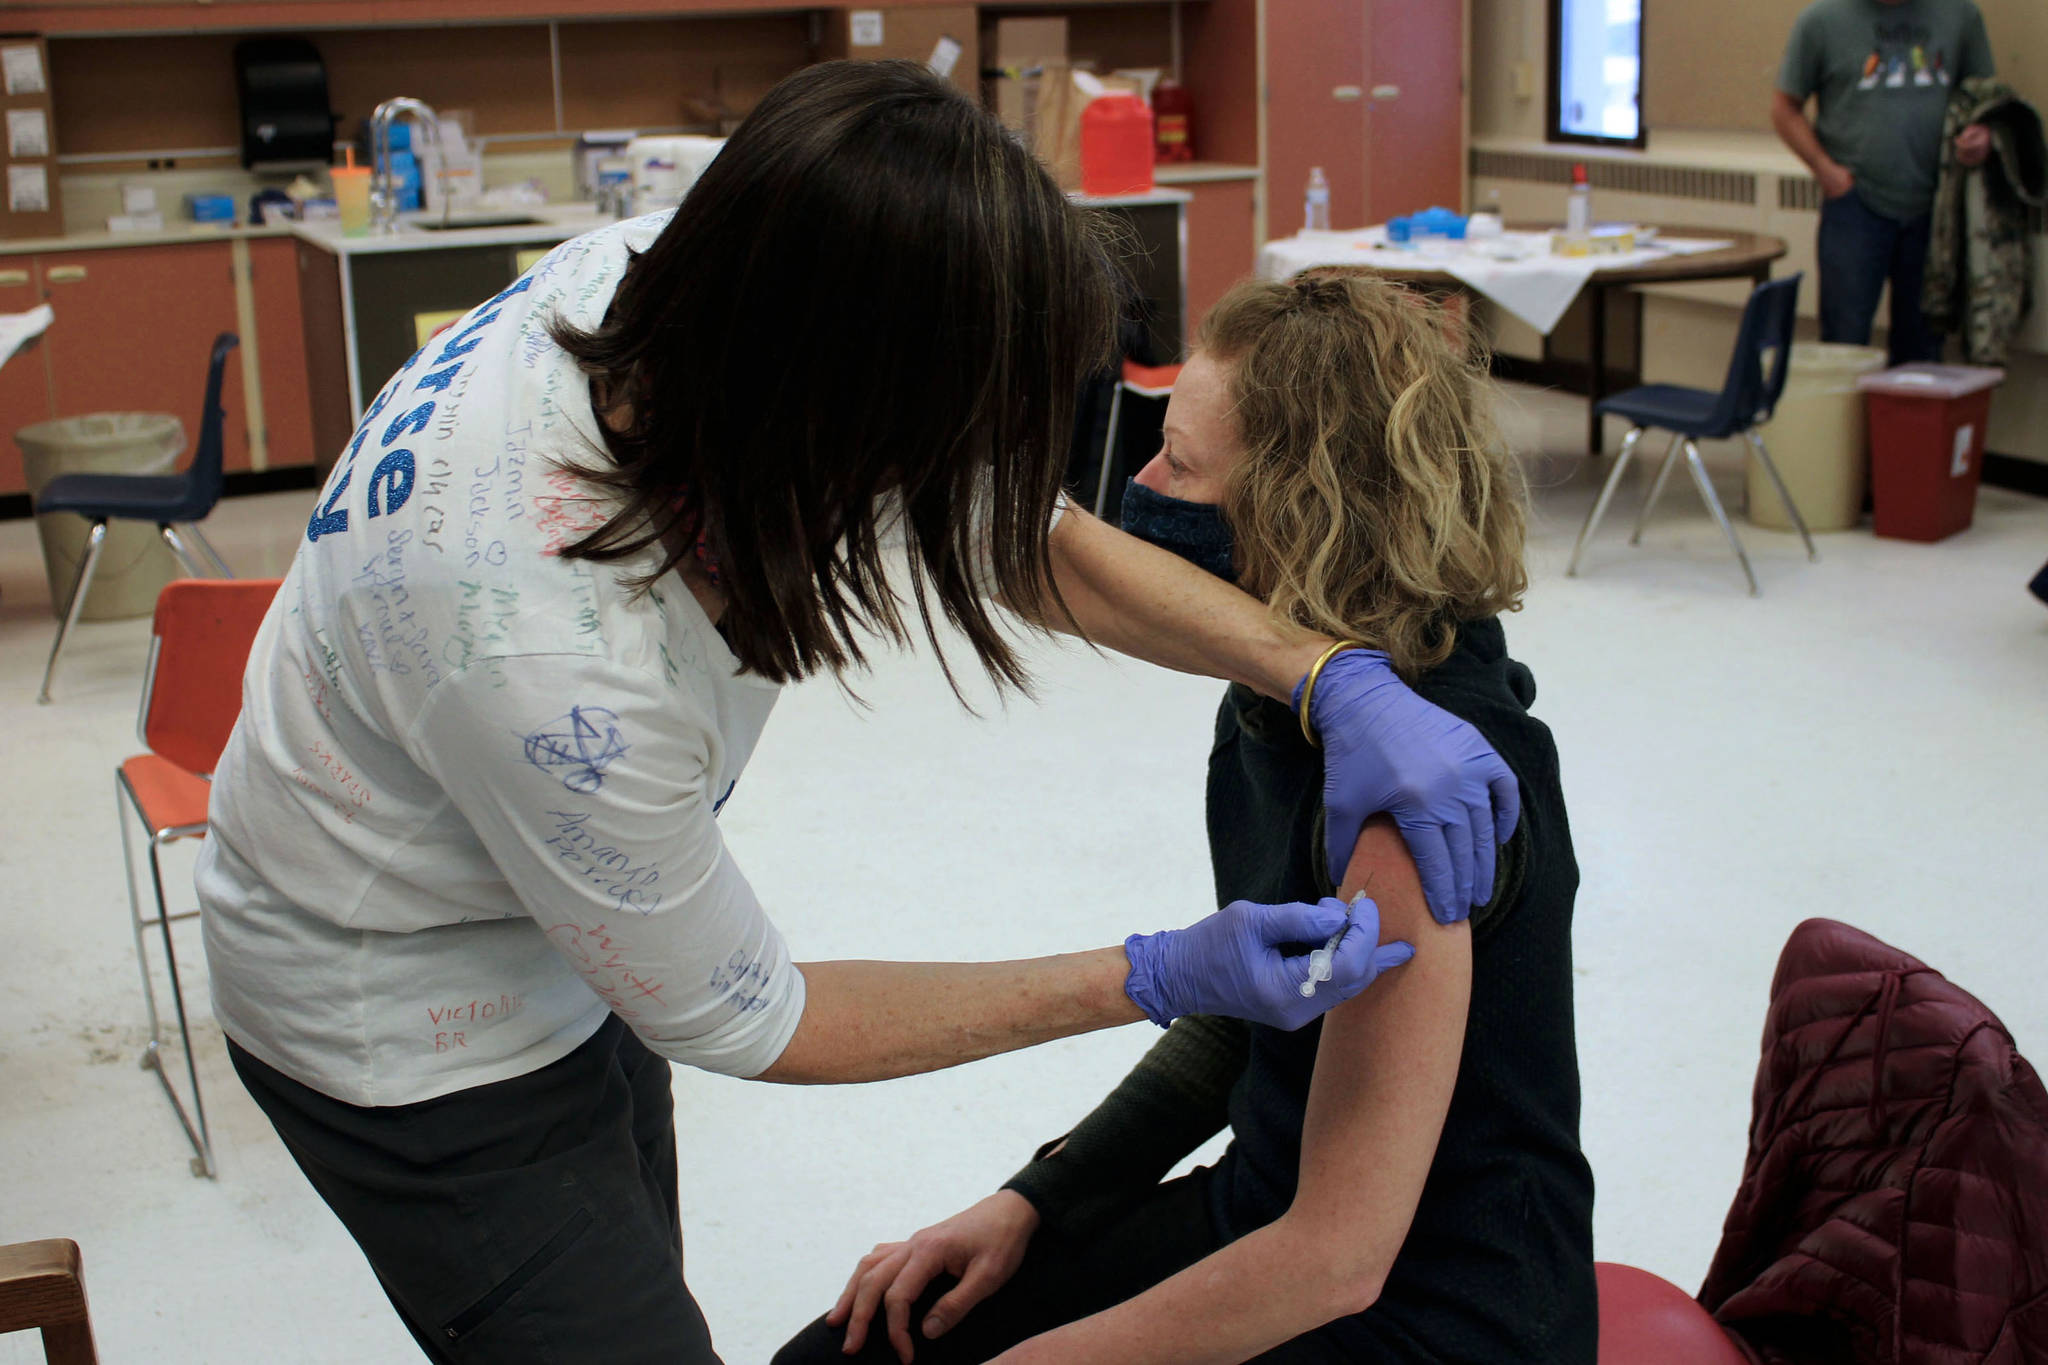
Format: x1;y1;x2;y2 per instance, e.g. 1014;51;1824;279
198;62;1517;1362
788;274;1596;1365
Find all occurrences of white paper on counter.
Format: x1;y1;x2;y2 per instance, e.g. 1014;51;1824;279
6;108;48;158
0;304;54;369
1;43;44;96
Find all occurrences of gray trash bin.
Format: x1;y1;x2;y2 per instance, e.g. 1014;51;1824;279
19;412;187;622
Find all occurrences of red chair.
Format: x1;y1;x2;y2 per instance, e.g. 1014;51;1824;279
1092;358;1183;516
115;577;280;1179
1596;1262;1757;1365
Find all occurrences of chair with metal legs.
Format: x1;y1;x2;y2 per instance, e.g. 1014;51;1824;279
1566;276;1814;596
35;332;239;703
115;576;281;1178
1092;358;1183;516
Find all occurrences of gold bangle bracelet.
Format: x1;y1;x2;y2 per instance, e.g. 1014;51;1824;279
1296;640;1369;748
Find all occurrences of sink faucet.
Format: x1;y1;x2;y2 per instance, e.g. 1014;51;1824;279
369;97;445;233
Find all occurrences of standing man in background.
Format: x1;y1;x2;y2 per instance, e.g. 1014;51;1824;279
1772;0;1996;362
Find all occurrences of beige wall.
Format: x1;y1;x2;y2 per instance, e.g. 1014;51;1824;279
1648;0;2047;133
1475;0;2048;136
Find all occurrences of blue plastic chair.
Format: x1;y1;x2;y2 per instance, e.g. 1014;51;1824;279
1566;275;1815;596
35;332;239;703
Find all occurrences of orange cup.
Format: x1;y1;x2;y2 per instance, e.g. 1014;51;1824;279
331;166;372;236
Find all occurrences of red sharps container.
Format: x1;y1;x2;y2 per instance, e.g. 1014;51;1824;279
1856;363;2005;542
1081;93;1155;197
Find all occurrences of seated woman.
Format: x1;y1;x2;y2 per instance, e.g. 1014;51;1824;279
776;274;1595;1365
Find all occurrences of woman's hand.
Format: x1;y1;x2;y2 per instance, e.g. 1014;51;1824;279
1297;648;1518;923
1124;896;1414;1030
828;1190;1042;1363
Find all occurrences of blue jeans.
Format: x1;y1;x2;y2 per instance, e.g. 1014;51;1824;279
1816;188;1941;365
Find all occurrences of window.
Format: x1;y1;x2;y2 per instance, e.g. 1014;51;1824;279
1549;0;1644;147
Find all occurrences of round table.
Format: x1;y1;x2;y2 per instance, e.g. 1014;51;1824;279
1280;227;1789;454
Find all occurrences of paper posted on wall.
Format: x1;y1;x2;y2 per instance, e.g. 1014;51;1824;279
1;43;44;96
7;164;49;214
6;108;48;159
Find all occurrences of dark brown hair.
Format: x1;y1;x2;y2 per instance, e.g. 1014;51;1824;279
551;60;1120;691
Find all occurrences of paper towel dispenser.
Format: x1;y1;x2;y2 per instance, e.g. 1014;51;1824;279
235;38;338;170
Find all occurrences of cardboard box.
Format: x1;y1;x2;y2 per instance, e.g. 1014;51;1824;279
989;17;1068;135
821;8;980;98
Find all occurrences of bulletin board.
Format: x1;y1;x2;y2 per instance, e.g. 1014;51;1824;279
0;33;61;239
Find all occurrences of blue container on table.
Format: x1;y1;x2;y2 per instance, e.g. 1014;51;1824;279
187;193;237;224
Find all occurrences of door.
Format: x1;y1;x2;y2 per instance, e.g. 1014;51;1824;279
1365;0;1466;221
249;236;316;471
0;254;51;494
38;242;247;473
1264;0;1369;237
1184;178;1258;329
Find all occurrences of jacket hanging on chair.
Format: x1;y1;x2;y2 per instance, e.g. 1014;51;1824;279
1923;78;2047;365
1698;918;2048;1365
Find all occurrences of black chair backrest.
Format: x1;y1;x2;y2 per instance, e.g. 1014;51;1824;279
172;332;239;520
1711;274;1802;434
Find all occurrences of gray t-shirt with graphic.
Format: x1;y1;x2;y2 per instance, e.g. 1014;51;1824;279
1779;0;1995;221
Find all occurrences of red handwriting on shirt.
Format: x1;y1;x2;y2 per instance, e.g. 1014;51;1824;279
544;922;667;1020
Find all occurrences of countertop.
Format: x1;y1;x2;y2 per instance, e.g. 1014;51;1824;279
1153;161;1260;185
290;202;615;256
0;222;295;255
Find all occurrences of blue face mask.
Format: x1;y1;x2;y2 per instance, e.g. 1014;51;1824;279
1118;477;1235;581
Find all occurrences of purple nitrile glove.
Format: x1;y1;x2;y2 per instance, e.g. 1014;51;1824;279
1124;896;1415;1031
1296;648;1520;925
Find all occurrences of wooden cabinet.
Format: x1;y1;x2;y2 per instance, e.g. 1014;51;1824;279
248;236;317;471
0;254;52;495
1367;0;1466;217
1183;178;1258;330
1266;0;1370;235
37;241;248;471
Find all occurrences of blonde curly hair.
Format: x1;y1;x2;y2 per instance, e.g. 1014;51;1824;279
1202;273;1528;679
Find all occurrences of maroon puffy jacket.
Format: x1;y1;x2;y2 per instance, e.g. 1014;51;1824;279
1699;918;2048;1364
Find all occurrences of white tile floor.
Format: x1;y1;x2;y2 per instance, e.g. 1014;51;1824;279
2;387;2044;1364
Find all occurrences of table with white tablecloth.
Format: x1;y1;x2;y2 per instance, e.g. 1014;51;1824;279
1254;227;1787;453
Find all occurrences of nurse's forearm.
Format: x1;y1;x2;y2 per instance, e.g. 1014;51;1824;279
1039;505;1325;703
753;951;1143;1085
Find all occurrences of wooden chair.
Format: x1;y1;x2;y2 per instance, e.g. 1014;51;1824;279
0;1240;98;1365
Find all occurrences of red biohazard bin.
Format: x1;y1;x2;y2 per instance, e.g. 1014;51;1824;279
1856;364;2004;542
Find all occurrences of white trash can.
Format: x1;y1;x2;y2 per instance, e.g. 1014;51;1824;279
19;412;187;622
1748;343;1886;533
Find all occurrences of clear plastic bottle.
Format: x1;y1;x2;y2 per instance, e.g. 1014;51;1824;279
1304;166;1332;233
1565;163;1592;238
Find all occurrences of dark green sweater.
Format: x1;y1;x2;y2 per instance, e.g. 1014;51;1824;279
1008;619;1596;1362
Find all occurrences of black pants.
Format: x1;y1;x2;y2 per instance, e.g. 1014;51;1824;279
230;1016;719;1363
774;1170;1347;1365
1816;188;1941;367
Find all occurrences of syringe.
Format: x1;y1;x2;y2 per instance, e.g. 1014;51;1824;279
1298;889;1373;998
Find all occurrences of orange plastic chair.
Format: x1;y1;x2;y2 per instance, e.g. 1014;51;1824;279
115;577;280;1179
1092;358;1184;517
1596;1263;1757;1365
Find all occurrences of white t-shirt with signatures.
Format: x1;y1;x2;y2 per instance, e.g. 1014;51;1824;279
198;213;807;1106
